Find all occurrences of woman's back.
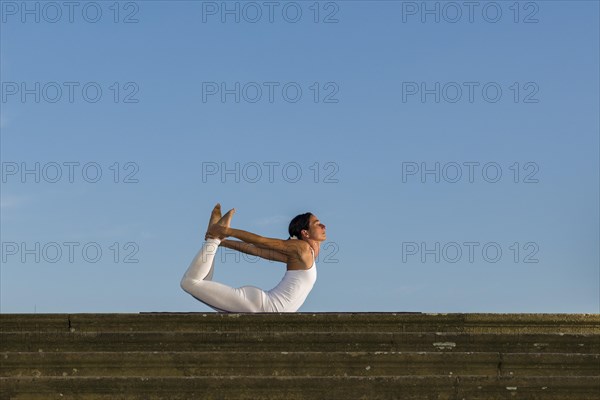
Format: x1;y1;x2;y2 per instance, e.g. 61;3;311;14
266;247;317;312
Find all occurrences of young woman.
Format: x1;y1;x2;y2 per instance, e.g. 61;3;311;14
180;204;326;313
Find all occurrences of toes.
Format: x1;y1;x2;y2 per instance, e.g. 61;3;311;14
208;204;222;227
217;208;236;226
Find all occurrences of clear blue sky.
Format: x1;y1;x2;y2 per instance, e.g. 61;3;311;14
1;0;598;313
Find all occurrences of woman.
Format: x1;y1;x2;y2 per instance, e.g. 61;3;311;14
180;204;326;313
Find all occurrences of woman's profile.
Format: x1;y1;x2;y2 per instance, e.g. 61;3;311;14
180;204;326;313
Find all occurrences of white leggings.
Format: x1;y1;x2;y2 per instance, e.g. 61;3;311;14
180;238;270;313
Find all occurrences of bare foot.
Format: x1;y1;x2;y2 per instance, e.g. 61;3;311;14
208;203;222;228
205;203;222;240
218;208;235;229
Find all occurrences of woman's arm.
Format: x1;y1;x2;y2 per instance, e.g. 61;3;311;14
208;225;302;257
229;228;298;255
220;239;287;263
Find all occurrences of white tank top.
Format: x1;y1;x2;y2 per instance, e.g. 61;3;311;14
266;247;317;312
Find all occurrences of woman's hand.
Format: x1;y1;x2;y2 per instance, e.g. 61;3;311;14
206;222;229;240
205;207;235;240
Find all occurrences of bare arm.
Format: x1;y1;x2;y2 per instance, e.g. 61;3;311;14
220;239;287;263
208;224;304;257
227;227;300;256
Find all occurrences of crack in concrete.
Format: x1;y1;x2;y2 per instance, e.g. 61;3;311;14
497;352;504;378
452;375;460;400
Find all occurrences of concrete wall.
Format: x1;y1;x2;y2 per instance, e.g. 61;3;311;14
1;312;599;399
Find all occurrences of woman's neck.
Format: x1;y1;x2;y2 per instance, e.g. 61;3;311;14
305;239;320;258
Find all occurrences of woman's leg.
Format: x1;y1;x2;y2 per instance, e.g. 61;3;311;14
180;238;268;313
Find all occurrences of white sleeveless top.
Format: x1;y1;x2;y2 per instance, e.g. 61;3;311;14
266;247;317;312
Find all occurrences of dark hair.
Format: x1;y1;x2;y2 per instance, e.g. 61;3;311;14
288;212;313;240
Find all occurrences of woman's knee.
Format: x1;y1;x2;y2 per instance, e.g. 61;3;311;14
180;276;201;294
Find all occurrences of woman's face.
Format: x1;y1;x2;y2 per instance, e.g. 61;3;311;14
304;214;326;242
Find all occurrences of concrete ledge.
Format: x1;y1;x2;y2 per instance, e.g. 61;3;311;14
2;351;598;378
2;376;599;400
2;313;599;334
3;331;598;353
2;313;598;400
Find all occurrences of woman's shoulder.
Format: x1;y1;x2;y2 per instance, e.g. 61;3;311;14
298;240;312;250
286;240;314;270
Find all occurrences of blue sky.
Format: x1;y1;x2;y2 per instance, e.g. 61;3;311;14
1;0;598;313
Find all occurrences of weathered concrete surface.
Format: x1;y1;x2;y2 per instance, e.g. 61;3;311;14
2;312;599;334
2;331;598;353
2;376;600;400
2;351;598;377
1;313;599;400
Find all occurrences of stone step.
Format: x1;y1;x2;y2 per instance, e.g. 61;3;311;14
2;375;599;400
2;351;598;378
2;313;599;334
2;331;597;353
